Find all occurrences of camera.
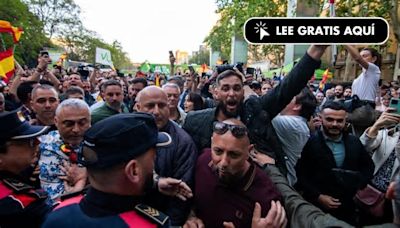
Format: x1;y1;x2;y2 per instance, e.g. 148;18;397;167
77;65;89;79
216;62;244;74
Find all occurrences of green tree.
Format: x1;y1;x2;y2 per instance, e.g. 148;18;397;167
23;0;82;39
205;0;287;64
0;0;51;66
61;28;131;69
189;50;210;65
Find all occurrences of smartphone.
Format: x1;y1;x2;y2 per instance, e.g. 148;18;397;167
188;65;195;75
389;98;400;114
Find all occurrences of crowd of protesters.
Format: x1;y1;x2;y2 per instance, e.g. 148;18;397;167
1;44;400;228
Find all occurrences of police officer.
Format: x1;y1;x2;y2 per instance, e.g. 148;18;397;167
43;113;173;227
0;110;51;227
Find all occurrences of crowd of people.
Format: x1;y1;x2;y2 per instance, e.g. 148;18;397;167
1;44;400;228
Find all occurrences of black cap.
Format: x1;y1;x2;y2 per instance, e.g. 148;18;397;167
0;110;49;144
79;113;171;169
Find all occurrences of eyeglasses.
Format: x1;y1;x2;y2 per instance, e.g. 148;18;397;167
213;121;248;138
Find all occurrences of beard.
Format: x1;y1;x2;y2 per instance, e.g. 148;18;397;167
218;100;243;118
213;166;243;186
142;171;154;194
322;124;343;138
108;101;121;111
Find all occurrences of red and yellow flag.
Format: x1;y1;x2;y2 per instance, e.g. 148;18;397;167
319;68;330;90
0;21;23;82
0;20;23;43
0;48;15;83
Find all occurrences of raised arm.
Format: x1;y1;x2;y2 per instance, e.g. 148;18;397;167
344;45;369;69
260;45;327;118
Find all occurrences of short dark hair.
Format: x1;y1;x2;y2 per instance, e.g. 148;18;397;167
362;47;382;68
17;81;37;103
187;92;204;111
321;100;346;112
65;86;84;98
101;80;121;92
131;78;148;87
31;84;58;98
344;86;351;90
335;84;344;89
216;70;243;86
295;87;317;120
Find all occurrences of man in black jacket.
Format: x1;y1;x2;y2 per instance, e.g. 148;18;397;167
136;86;197;226
295;101;374;225
183;45;327;174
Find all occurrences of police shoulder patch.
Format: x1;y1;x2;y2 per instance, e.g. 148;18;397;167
3;178;33;192
134;204;169;225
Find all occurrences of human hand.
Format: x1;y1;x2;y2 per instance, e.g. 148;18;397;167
37;56;49;71
317;194;341;210
158;177;193;201
250;149;275;167
373;109;400;129
60;161;87;193
183;216;205;228
251;201;287;228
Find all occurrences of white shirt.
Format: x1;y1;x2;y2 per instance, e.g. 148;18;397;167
272;114;310;186
352;62;380;102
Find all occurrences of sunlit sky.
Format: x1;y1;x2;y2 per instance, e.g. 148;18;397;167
74;0;219;64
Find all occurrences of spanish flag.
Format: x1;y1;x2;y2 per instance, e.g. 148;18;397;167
319;68;330;91
0;20;23;43
0;48;14;83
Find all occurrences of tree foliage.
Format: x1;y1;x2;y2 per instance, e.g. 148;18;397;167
205;0;287;65
189;50;210;65
60;27;131;69
4;0;133;69
0;0;51;66
23;0;82;39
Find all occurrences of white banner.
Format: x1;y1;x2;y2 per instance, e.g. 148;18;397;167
95;47;113;67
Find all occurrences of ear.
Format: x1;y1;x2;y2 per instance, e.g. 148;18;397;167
214;88;219;100
293;104;302;111
372;56;377;64
248;144;254;154
54;116;59;128
135;102;141;111
124;159;140;184
30;100;35;112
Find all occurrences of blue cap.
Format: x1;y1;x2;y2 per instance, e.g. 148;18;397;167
79;112;171;169
0;110;49;144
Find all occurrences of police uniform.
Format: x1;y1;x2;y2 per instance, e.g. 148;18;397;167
42;113;172;227
0;111;51;227
43;187;169;228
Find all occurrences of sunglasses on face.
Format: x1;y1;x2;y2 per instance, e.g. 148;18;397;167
213;121;248;138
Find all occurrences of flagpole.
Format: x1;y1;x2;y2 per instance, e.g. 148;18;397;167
330;0;337;66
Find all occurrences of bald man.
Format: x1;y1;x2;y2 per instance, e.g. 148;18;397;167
184;119;284;228
136;86;198;226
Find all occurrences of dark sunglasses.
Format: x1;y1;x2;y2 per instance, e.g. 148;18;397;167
213;121;248;138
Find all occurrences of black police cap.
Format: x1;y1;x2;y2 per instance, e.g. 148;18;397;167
79;112;171;169
0;110;49;144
